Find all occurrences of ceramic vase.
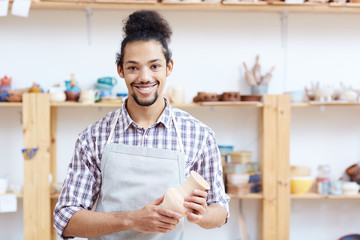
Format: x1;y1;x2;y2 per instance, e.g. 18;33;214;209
162;171;210;217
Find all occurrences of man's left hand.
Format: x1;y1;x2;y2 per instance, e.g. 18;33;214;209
183;189;208;225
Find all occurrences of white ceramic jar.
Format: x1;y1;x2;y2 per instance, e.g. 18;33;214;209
342;181;359;195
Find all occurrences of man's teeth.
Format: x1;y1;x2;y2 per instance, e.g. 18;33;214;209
139;87;152;91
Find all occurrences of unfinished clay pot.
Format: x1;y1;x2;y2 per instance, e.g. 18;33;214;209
220;92;241;101
193;92;219;103
346;163;360;184
65;91;80;102
162;171;210;217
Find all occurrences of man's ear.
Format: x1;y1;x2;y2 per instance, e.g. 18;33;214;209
166;60;174;77
117;64;124;78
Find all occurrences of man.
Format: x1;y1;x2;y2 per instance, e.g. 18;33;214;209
54;10;229;240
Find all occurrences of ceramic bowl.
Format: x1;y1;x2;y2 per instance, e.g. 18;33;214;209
290;176;313;194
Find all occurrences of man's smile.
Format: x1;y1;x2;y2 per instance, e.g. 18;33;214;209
132;82;158;95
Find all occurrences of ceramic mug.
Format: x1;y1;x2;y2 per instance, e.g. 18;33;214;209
80;89;100;104
97;77;117;87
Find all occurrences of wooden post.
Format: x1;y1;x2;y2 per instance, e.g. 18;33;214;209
23;93;51;240
276;94;291;240
261;95;278;240
50;106;57;240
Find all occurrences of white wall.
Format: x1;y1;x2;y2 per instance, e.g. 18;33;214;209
1;8;360;240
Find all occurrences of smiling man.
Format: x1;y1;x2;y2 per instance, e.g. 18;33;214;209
53;10;229;240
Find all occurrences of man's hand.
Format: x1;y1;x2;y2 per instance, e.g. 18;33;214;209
128;196;183;234
183;189;208;225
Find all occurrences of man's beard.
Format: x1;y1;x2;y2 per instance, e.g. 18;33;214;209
132;92;159;106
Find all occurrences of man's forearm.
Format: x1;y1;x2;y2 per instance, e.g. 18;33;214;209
198;204;227;229
63;209;132;238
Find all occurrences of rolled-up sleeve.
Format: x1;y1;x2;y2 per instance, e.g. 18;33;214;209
194;131;230;218
53;134;100;239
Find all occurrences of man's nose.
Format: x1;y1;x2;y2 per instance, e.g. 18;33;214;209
139;68;152;82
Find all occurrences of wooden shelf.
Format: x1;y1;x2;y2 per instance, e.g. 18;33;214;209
50;101;263;108
0;102;22;107
27;1;360;13
291;101;360;107
228;193;263;199
291;192;360;199
51;101;123;107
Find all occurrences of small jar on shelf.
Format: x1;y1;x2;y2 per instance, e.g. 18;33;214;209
316;164;332;195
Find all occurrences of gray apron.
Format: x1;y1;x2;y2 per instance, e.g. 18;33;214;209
90;109;186;240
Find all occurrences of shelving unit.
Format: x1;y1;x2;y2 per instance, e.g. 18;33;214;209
26;1;360;13
291;193;360;199
3;93;359;239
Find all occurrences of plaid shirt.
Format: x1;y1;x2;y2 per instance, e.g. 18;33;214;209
53;98;230;238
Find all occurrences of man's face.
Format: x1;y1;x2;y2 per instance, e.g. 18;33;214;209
118;40;173;107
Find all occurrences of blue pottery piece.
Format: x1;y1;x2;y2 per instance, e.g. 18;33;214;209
0;92;9;102
65;80;80;92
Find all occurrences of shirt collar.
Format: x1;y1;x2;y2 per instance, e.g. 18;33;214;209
120;97;172;130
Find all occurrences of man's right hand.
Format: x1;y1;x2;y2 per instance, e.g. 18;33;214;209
128;195;183;234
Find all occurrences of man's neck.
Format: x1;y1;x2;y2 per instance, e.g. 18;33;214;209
126;97;166;129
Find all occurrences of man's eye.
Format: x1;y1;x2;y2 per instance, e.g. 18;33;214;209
151;64;160;70
128;66;137;71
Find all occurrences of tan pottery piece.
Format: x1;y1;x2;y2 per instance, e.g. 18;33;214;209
162;171;210;217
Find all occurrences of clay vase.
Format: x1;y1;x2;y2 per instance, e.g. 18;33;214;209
65;91;80;102
162;171;210;217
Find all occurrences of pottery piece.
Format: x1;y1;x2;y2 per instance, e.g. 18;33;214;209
346;163;360;184
65;91;80;102
260;66;275;85
165;85;185;104
252;55;261;84
0;76;12;86
241;95;262;102
80;89;100;104
65;74;80;92
97;77;117;87
0;175;8;194
290;165;311;178
50;91;66;103
342;181;360;195
6;89;27;102
343;90;358;102
162;171;210;217
251;85;268;95
290;176;313;194
219;92;240;101
193;92;219;103
243;62;257;86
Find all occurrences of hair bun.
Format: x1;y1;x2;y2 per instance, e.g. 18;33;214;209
124;10;172;44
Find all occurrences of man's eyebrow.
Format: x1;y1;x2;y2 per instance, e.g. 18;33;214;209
149;59;162;63
124;59;162;65
125;60;138;65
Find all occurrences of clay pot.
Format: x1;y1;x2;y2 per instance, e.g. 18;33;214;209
162;171;210;217
241;95;262;102
220;92;241;101
65;91;80;102
6;89;27;102
193;92;219;103
346;163;360;184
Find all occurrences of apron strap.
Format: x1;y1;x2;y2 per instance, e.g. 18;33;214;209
106;110;121;146
171;110;185;153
